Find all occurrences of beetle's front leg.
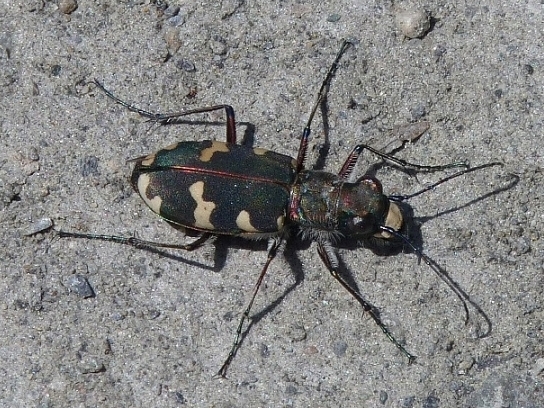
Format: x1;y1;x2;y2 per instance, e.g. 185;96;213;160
316;241;416;363
337;144;468;180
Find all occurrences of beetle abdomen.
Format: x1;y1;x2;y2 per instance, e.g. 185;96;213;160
131;140;296;235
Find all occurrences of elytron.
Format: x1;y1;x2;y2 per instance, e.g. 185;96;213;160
59;40;495;376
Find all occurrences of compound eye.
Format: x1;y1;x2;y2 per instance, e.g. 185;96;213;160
348;215;376;236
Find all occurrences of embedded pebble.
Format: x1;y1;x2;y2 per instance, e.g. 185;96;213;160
531;358;544;377
396;8;431;39
79;155;99;177
395;121;429;142
176;58;196;72
210;39;228;56
458;358;475;375
58;0;78;14
78;357;105;374
411;104;427;120
27;147;40;161
24;218;53;236
168;14;185;27
164;29;182;54
260;343;270;358
522;64;534;75
287;324;307;342
332;339;348;357
174;391;185;404
379;390;388;404
163;6;180;17
65;275;95;298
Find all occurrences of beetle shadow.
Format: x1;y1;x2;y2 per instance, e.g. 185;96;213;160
211;235;268;272
126;171;517;363
157;118;257;147
217;233;308;365
210;233;308;283
329;171;519;341
413;172;519;226
134;232;270;274
306;90;403;174
311;95;332;171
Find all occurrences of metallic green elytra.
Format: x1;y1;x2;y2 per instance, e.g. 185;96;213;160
59;41;495;377
131;140;296;236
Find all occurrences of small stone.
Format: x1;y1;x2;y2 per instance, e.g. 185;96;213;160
163;6;180;17
287;324;307;342
164;29;182;54
79;156;99;177
394;121;429;143
173;391;185;404
210;39;228;56
332;339;348;357
175;59;196;72
260;343;270;358
531;358;544;377
78;357;105;374
24;218;53;236
58;0;78;15
522;64;534;75
168;14;186;27
303;345;319;355
396;8;431;39
458;358;475;375
65;275;95;298
28;147;40;161
379;390;388;404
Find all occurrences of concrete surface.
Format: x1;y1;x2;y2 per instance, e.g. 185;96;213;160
1;1;543;407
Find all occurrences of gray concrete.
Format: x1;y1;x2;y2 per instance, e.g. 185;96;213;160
1;1;542;407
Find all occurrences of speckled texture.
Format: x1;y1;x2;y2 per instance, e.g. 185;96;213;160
1;1;542;407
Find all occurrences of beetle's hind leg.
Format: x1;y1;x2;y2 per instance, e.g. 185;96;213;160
92;80;237;143
57;230;212;251
316;240;416;363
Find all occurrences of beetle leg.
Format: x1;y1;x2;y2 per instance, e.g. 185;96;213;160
295;40;353;173
217;236;283;377
338;144;469;180
316;241;416;363
93;80;237;143
57;230;212;251
388;162;503;202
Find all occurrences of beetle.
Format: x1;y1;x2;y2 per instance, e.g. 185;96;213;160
60;40;497;377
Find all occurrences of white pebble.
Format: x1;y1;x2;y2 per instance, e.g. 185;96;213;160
396;8;431;39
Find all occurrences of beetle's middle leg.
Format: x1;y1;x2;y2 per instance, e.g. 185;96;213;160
217;235;284;377
316;240;416;363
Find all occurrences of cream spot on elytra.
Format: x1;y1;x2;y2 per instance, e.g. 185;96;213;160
236;210;259;232
189;181;215;230
199;141;229;162
137;174;162;214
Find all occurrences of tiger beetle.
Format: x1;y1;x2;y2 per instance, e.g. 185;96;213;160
60;40;498;377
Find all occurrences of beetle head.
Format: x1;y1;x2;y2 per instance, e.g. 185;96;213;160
338;176;404;242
